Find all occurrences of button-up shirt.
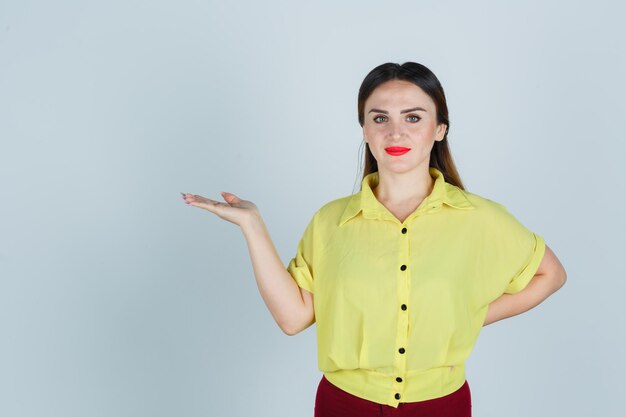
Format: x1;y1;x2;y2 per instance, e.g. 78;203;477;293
287;167;546;408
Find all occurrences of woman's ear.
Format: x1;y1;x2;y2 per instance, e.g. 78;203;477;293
435;124;447;141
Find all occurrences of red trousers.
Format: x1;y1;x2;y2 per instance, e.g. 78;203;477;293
314;375;471;417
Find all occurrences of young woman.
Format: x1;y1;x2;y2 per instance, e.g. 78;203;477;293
181;62;567;417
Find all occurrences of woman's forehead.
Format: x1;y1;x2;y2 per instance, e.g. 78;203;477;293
366;81;434;111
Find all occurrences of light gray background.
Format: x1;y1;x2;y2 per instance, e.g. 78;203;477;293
1;1;624;416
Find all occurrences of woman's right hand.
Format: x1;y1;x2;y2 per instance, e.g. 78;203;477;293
181;191;259;227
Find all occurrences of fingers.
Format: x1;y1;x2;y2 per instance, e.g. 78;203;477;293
181;192;221;210
181;192;245;218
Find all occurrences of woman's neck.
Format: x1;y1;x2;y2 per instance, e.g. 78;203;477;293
372;166;435;207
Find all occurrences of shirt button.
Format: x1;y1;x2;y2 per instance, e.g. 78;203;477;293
395;393;401;400
400;265;407;271
399;347;405;354
401;227;407;234
401;304;407;310
396;377;403;382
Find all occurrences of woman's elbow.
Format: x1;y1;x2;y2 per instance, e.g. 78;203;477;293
281;316;315;336
558;267;567;288
549;266;567;293
281;324;298;336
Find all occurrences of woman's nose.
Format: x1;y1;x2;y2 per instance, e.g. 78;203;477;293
387;120;405;138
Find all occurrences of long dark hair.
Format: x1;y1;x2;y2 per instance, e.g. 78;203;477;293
357;62;466;190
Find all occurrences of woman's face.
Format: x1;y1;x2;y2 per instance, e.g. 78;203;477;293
362;79;447;175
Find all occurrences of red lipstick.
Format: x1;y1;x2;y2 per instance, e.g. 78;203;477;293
385;147;411;156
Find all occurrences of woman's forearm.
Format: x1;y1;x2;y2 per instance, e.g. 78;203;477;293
483;272;566;326
240;213;309;335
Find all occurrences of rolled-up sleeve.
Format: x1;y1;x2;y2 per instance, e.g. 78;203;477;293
286;211;318;294
491;203;546;295
504;231;546;294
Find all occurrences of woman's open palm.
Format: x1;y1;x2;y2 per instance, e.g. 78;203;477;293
181;191;258;226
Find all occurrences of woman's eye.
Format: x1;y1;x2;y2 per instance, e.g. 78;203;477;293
373;115;387;123
407;115;421;122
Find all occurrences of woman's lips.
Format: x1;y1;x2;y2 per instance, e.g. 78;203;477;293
385;147;411;156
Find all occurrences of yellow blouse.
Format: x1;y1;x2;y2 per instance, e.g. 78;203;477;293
287;167;546;408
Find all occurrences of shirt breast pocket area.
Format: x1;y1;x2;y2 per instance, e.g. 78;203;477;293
317;240;399;306
410;262;475;320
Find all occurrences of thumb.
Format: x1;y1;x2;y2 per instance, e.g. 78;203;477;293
220;191;241;205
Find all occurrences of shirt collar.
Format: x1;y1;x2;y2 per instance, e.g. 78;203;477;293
339;167;475;226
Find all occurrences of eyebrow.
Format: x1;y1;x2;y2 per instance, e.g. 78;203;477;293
368;107;427;114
